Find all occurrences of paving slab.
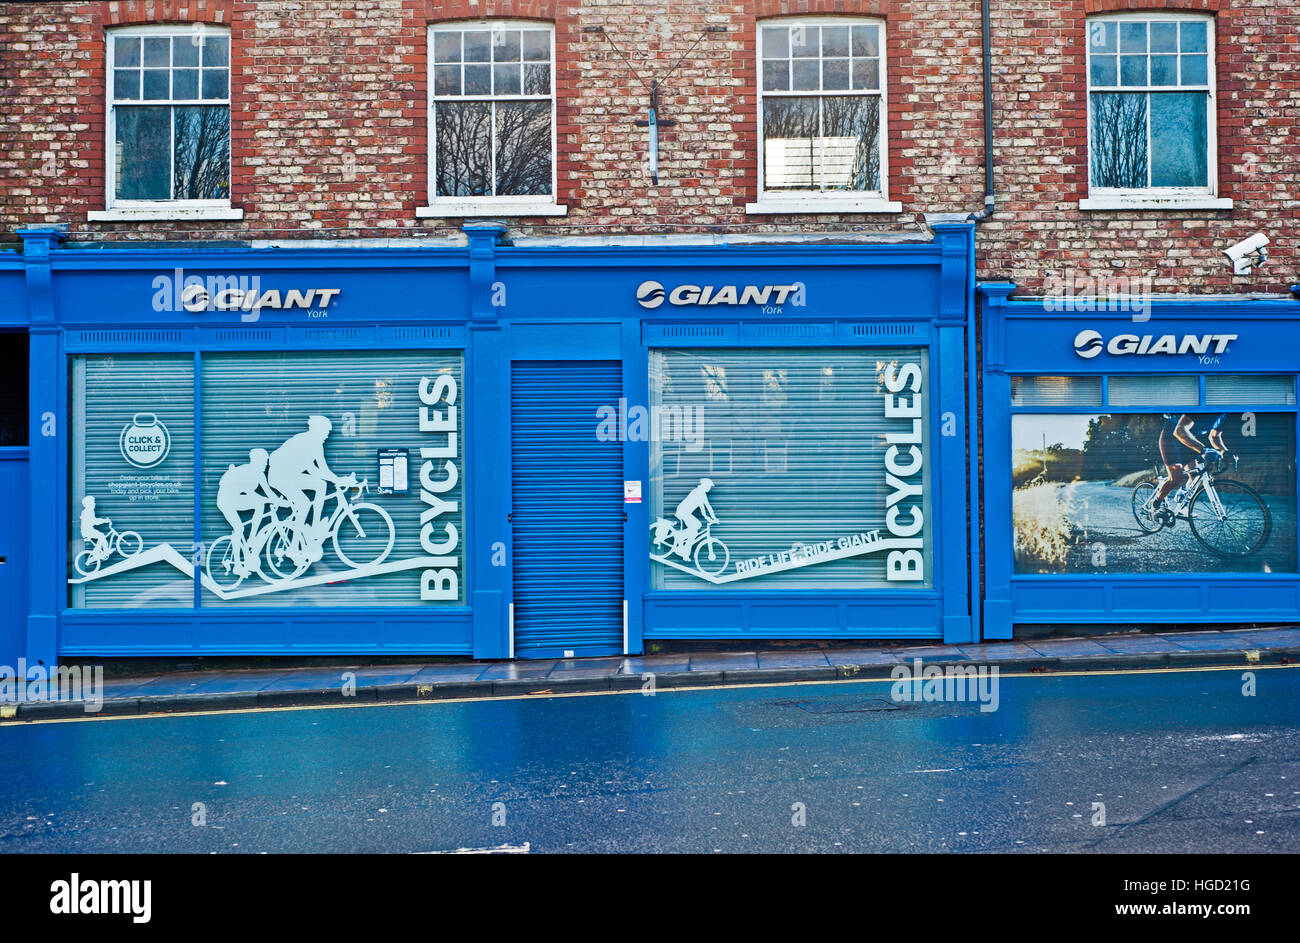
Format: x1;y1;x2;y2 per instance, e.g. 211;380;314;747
617;654;691;675
1157;632;1260;651
1023;638;1115;657
756;651;832;669
689;652;759;671
1092;635;1186;654
475;661;557;680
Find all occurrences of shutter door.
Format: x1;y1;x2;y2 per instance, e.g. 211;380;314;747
511;361;623;658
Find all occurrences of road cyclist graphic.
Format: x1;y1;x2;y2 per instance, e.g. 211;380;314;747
1132;451;1271;557
650;477;731;577
207;416;395;590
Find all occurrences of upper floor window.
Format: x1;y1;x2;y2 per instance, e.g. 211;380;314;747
102;26;233;216
749;18;898;214
420;22;564;217
1083;13;1229;210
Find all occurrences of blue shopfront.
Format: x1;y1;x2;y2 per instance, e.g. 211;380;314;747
980;284;1300;638
0;224;978;667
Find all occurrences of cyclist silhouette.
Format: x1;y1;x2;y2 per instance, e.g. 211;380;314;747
217;448;286;577
267;415;355;563
79;496;111;557
1153;413;1228;511
670;477;719;560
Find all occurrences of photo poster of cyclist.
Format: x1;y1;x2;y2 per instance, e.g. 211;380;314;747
1011;411;1297;575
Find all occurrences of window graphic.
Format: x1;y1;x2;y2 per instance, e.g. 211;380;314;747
649;347;931;589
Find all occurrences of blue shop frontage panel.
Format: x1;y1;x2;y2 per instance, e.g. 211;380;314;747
0;224;977;666
980;283;1300;639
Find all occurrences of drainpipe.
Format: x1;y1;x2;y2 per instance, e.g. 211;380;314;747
968;0;996;223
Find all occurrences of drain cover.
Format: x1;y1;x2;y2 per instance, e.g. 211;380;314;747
793;697;900;714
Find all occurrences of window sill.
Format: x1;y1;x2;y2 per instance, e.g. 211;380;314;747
88;205;245;222
1079;196;1234;212
416;201;568;218
745;197;903;215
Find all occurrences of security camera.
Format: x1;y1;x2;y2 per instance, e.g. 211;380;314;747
1224;232;1269;275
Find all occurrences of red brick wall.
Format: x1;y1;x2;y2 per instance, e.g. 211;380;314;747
980;0;1298;294
0;0;1294;298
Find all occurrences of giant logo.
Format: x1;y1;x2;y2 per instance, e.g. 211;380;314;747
1072;330;1237;358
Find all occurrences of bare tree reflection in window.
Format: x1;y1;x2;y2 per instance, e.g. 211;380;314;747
1090;92;1147;188
173;105;230;199
495;101;551;196
435;102;492;197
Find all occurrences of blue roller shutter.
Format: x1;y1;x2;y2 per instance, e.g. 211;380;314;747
511;361;623;658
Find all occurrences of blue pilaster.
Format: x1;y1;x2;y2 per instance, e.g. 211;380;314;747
19;227;65;668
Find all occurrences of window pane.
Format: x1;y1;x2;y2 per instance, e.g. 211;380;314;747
114;36;141;68
1010;376;1103;408
523;63;550;95
143;36;170;67
791;25;819;57
649;347;933;590
792;59;819;91
143;68;170;99
823;58;850;90
492;29;521;61
1150;92;1207;187
762;59;789;91
173;105;230;199
1120;55;1147;86
1090;92;1147;188
851;25;879;57
114;105;171;200
0;334;28;447
761;25;788;59
821;95;881;191
1150;54;1177;86
522;29;550;61
1180;20;1207;53
1119;21;1147;52
1150;21;1179;53
1206;376;1297;407
172;68;199;99
201;68;228;99
434;64;461;96
851;57;879;91
434;101;491;197
69;355;195;610
1088;20;1116;53
199;351;465;608
463;30;490;62
495;101;552;196
1181;54;1207;85
172;35;200;67
762;97;818;190
1090;54;1117;87
822;26;849;58
434;31;462;62
201;34;229;67
1108;374;1198;407
464;63;491;95
114;68;141;100
493;63;521;95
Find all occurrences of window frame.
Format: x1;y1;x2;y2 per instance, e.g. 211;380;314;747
418;19;566;219
1081;11;1231;212
747;15;900;216
91;24;241;222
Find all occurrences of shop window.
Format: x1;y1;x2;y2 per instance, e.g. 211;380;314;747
0;334;27;447
422;22;561;217
98;26;234;218
750;17;899;214
649;348;932;590
68;351;465;610
1107;373;1198;407
69;355;196;609
1083;13;1227;210
1010;375;1102;408
1206;375;1297;406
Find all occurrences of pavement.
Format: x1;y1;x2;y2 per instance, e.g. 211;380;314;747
4;624;1299;721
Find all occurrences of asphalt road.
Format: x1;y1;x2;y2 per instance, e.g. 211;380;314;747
1043;481;1295;574
2;667;1298;853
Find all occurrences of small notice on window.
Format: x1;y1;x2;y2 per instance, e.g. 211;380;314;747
377;449;409;495
624;480;642;503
